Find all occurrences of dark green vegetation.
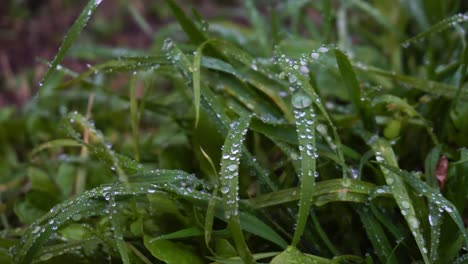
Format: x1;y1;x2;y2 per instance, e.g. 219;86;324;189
2;0;468;263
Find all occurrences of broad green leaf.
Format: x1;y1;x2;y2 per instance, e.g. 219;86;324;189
143;236;204;264
270;246;330;264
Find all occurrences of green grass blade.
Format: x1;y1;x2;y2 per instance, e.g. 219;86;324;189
219;115;256;263
192;40;210;127
291;90;317;246
38;0;103;94
165;0;206;45
129;74;140;161
381;163;468;249
30;139;82;156
335;49;376;131
364;134;430;263
247;179;386;209
402;13;468;47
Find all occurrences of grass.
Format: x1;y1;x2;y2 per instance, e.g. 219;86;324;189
1;0;468;263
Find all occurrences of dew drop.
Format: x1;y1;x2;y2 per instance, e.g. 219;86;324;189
220;186;230;194
227;164;238;172
292;91;312;109
408;216;419;229
31;226;41;234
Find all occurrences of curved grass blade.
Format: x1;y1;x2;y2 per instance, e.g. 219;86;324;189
291;90;317;246
356;64;468;100
219;115;255;264
246;179;387;209
364;135;429;263
200;85;277;191
30;139;82;156
335;49;376;132
380;163;468;249
13;170;197;263
38;0;103;94
402;13;468;47
193;40;213;127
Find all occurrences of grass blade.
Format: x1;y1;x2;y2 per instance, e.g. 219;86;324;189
39;0;103;94
335;49;376;131
364;134;430;263
291;89;317;246
219;115;255;263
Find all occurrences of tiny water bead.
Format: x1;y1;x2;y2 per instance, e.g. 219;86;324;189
408;216;420;229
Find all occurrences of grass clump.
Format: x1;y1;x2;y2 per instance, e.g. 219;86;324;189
1;0;468;263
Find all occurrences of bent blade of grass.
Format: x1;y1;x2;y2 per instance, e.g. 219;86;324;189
246;179;385;209
219;115;255;263
39;0;103;95
291;93;317;246
402;13;468;47
200;85;277;191
357;64;468;100
380;163;468;249
335;49;376;132
30;139;82;156
13;170;199;263
364;135;430;263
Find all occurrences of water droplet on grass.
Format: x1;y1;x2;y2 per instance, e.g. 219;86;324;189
220;186;230;194
292;91;312;109
408;216;419;228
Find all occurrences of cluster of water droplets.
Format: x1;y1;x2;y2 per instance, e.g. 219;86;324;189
162;38;192;79
219;119;250;219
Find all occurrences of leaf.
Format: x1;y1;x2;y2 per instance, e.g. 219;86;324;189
291;88;317;246
402;13;468;47
335;49;376;131
39;0;103;94
270;246;330;264
219;115;256;263
364;134;430;263
143;236;204;264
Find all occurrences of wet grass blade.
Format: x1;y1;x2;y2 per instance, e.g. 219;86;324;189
192;40;211;127
39;0;103;94
247;179;385;209
364;135;430;263
381;163;468;249
218;115;255;263
165;0;206;45
291;90;317;246
402;13;468;47
335;49;376;132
